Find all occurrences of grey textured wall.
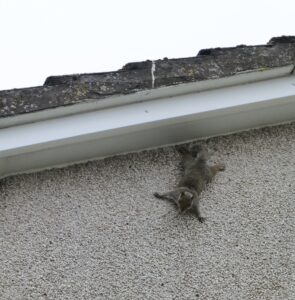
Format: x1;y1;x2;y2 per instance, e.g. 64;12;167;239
1;123;294;300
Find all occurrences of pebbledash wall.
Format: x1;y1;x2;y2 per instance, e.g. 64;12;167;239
1;37;295;299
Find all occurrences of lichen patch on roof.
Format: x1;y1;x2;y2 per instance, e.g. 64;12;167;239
0;36;295;118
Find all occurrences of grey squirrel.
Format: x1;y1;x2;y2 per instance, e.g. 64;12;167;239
154;143;225;222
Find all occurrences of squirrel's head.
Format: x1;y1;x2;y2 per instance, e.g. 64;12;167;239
178;190;194;212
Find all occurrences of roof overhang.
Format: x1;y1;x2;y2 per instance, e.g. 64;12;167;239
1;65;295;178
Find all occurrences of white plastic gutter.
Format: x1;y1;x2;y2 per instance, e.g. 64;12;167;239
0;66;295;178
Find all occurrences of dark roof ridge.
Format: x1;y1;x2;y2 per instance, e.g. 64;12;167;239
1;36;295;118
197;35;295;56
268;35;295;45
44;35;295;87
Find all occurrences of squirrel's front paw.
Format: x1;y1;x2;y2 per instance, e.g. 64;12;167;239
198;217;206;223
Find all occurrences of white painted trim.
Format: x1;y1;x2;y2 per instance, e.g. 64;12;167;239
1;70;295;178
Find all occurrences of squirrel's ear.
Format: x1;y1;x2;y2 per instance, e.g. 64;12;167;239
185;191;194;199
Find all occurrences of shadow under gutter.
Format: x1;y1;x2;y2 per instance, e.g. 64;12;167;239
0;66;295;178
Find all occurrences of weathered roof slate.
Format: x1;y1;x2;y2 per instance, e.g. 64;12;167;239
1;36;295;119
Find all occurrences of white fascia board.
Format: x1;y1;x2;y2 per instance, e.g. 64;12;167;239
0;68;295;178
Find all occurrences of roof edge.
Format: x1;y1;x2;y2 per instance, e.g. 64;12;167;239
0;65;293;129
1;35;295;119
1;72;295;178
